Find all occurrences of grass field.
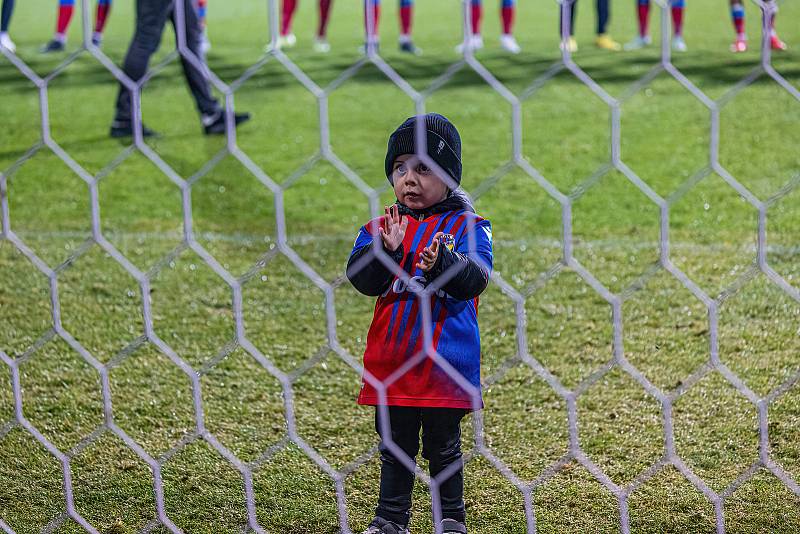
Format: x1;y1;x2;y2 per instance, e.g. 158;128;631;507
1;0;800;532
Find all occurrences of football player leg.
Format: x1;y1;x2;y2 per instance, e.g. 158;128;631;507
314;0;333;52
624;0;652;50
456;0;483;53
0;0;15;53
670;0;687;52
42;0;75;52
398;0;421;55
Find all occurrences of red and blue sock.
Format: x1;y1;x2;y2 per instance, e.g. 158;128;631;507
55;0;75;41
501;0;514;35
399;0;412;37
671;0;684;36
94;0;111;35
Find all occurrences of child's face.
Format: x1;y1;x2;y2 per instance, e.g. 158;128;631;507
391;154;449;211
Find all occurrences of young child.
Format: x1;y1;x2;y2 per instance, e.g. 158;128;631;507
347;113;493;534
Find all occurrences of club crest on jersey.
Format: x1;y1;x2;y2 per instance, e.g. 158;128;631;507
438;233;455;252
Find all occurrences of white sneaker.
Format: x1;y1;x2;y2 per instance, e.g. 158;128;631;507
278;33;296;49
313;37;330;53
559;36;578;53
499;33;521;54
671;35;687;52
624;34;651;50
455;34;484;53
200;31;211;54
0;32;15;53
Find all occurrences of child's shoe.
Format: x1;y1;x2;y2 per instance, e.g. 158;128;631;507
361;516;410;534
624;34;651;50
770;33;787;51
499;33;521;54
313;37;331;53
455;34;483;53
730;36;747;53
559;36;578;53
671;35;688;52
440;518;467;533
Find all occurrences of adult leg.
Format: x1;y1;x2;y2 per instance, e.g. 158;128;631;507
114;0;170;123
421;408;468;524
1;0;14;32
398;0;412;39
0;0;15;52
374;406;422;527
559;0;576;38
596;0;609;34
169;0;220;119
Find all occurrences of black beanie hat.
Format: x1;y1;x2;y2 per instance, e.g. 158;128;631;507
384;113;462;187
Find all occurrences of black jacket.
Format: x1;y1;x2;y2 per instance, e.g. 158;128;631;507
346;190;490;301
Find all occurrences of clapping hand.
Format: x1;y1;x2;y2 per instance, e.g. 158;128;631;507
380;204;408;252
417;232;444;272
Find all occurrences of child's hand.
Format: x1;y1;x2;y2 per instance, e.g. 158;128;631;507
417;231;444;272
380;204;408;252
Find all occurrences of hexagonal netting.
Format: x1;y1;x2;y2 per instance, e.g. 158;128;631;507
1;0;799;532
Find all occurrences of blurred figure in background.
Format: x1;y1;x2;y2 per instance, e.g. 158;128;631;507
196;0;210;53
278;0;334;52
456;0;521;55
110;0;250;138
0;0;15;52
624;0;686;52
559;0;621;53
41;0;112;52
729;0;787;53
361;0;422;55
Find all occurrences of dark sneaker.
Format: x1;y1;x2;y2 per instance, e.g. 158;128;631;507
202;111;251;135
399;40;422;55
41;39;66;53
109;120;158;138
441;518;467;534
361;517;410;534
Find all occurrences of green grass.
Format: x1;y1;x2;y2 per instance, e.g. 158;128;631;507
1;0;800;532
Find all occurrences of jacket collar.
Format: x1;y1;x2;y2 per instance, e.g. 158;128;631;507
395;189;475;220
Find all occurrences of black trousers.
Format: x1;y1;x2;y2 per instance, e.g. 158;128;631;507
114;0;219;122
560;0;611;37
374;406;468;526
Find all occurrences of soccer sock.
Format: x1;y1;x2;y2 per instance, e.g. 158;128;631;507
596;0;609;35
470;0;482;35
364;0;380;40
671;0;684;36
94;0;111;34
197;0;207;29
730;3;744;38
56;0;75;41
1;0;14;33
500;0;514;35
317;0;332;38
399;0;412;37
637;0;649;38
281;0;297;36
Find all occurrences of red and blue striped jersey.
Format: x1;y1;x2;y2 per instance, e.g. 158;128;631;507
350;210;493;409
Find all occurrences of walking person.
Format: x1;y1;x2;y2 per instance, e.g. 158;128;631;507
110;0;250;138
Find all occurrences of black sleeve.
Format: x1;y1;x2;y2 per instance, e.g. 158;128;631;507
423;245;490;301
346;242;404;297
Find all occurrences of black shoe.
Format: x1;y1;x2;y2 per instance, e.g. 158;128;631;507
202;111;251;135
361;517;409;534
109;120;158;138
399;40;422;55
41;39;65;53
440;519;467;534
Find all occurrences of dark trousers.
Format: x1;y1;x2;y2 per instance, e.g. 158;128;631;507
114;0;219;122
375;406;468;526
560;0;611;37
